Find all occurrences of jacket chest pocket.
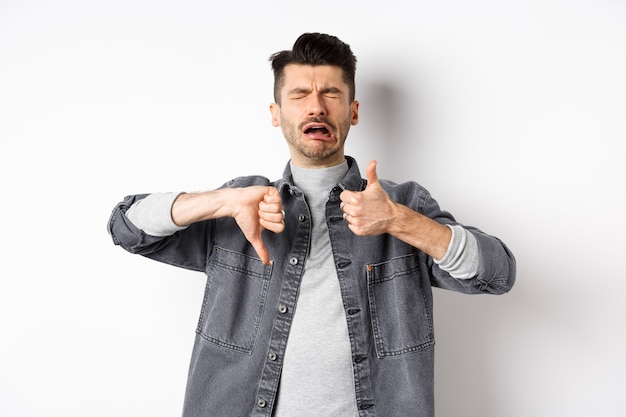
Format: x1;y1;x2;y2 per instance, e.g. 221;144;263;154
197;246;272;354
367;253;434;357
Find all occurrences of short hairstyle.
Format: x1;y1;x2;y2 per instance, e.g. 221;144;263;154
269;33;357;104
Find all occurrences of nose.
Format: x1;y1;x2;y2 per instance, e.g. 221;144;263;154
306;92;326;116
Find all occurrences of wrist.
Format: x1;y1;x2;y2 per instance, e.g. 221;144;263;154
387;203;452;259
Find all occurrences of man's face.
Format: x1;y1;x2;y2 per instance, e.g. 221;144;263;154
270;64;359;168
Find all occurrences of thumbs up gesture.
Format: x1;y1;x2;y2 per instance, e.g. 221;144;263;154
339;160;397;236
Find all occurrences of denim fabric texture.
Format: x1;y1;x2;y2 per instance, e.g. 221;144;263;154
108;156;516;417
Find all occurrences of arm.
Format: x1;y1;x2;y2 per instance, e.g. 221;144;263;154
340;160;478;278
170;187;285;264
115;186;285;265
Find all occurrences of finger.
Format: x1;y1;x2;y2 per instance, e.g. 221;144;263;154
258;197;285;226
259;211;284;223
263;186;282;204
340;201;352;220
259;208;285;233
258;199;285;231
366;160;379;188
259;199;283;214
260;217;285;234
340;189;357;205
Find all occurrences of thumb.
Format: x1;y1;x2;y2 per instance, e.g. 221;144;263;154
366;160;379;188
249;235;271;265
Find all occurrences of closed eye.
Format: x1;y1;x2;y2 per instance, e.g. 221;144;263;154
288;88;311;99
321;87;342;99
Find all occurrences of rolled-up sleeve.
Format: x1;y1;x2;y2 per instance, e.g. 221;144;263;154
126;192;187;237
107;193;211;272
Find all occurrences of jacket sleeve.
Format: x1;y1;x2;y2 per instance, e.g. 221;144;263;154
107;193;213;273
418;189;516;295
429;227;516;295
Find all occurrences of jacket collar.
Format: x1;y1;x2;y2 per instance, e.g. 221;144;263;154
278;156;366;193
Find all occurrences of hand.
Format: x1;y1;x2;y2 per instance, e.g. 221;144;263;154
339;160;396;236
231;186;285;264
340;160;452;258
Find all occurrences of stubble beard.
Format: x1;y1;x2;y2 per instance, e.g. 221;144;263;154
281;116;352;164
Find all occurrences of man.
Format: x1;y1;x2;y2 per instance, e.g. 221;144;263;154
108;32;516;417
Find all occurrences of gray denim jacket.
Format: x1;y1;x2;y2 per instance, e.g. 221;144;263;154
108;156;516;417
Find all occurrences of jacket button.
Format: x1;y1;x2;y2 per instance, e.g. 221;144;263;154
298;214;306;221
289;257;298;265
257;399;266;408
268;352;277;361
279;305;288;314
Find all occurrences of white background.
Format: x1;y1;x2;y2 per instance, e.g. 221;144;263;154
1;0;625;416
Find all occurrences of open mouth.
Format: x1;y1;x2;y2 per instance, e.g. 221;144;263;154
304;125;330;136
303;122;333;139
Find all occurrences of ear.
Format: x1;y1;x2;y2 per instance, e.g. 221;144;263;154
350;100;360;126
270;103;281;127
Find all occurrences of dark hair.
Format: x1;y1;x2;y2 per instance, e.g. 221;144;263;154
269;32;357;103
